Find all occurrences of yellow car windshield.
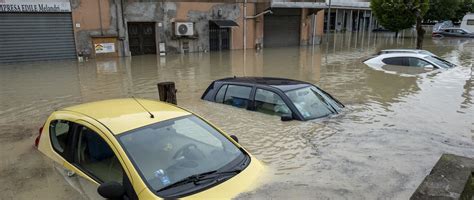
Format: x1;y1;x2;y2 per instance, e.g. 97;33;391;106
118;115;243;195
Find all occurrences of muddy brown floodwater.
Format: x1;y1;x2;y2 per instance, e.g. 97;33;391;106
1;33;473;200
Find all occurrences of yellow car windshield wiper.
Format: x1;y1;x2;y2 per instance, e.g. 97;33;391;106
156;169;242;192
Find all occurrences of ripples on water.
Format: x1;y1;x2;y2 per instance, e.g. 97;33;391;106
0;34;473;199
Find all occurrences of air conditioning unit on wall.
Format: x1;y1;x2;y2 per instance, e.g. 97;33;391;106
175;22;194;36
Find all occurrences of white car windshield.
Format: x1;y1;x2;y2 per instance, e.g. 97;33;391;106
118;115;243;194
285;86;343;120
424;56;456;68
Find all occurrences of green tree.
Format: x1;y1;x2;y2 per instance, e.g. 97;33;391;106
425;0;474;22
455;0;474;22
407;0;430;49
371;0;416;37
424;0;459;22
371;0;429;49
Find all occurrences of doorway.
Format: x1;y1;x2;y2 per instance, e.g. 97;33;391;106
209;22;230;51
127;22;156;55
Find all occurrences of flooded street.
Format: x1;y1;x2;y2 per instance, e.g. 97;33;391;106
1;33;473;199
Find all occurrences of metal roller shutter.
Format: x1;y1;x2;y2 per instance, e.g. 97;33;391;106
264;9;301;48
0;13;76;63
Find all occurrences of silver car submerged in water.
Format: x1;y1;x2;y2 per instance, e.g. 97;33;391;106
433;28;474;38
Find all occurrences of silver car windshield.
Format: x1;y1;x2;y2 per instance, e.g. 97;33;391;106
285;86;343;120
118;115;242;192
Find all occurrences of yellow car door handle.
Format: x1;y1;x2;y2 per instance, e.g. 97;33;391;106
65;169;76;177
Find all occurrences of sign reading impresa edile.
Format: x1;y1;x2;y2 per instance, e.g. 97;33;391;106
0;0;71;12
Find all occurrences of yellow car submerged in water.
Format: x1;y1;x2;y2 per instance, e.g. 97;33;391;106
35;98;264;199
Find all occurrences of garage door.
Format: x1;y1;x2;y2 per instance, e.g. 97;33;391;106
0;13;76;63
264;9;301;48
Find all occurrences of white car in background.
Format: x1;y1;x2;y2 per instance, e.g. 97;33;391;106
461;13;474;33
364;53;456;75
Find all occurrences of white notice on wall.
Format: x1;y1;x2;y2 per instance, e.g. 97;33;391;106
94;43;115;54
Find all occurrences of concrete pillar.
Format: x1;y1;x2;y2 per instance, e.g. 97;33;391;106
368;11;373;32
334;9;338;32
367;11;372;48
342;9;346;32
356;10;360;31
111;0;123;57
349;10;353;31
362;10;367;32
316;9;325;37
310;13;316;45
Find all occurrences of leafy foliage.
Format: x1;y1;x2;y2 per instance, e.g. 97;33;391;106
424;0;459;22
424;0;474;22
371;0;415;32
454;0;474;21
370;0;429;33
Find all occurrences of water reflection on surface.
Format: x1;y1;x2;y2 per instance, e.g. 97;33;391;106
0;33;473;199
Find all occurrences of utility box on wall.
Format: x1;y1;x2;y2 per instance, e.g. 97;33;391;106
92;36;119;58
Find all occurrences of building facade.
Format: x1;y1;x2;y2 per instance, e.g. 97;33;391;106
72;0;326;57
0;0;375;63
324;0;375;32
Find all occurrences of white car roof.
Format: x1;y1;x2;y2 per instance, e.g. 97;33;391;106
380;49;435;56
382;49;421;52
376;52;430;59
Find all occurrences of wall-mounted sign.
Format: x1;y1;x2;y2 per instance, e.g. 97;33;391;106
95;43;116;54
0;0;71;13
159;42;166;56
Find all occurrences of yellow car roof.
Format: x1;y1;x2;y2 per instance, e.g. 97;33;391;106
62;98;190;135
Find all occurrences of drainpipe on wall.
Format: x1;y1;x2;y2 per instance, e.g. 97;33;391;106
121;0;126;28
98;0;104;36
245;10;273;49
121;0;129;56
311;12;316;45
115;0;120;38
246;10;272;19
115;0;125;57
243;0;247;50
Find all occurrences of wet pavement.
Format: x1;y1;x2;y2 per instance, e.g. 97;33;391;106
0;33;473;199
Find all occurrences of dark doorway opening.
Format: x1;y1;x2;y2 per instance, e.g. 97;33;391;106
323;11;336;32
209;22;230;51
128;22;156;55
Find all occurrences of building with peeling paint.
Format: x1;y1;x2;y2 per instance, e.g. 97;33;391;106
0;0;375;63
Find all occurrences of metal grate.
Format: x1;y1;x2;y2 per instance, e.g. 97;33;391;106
127;22;156;56
263;9;301;47
0;13;76;63
209;22;230;51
